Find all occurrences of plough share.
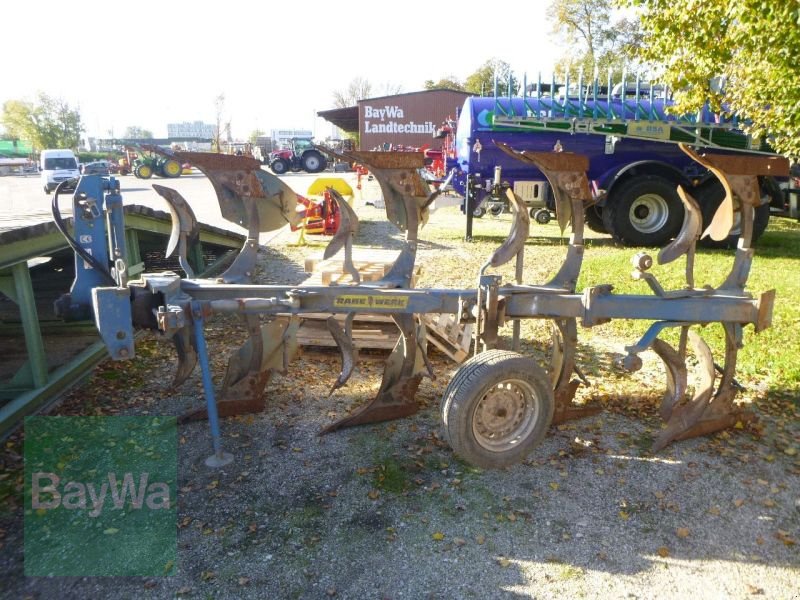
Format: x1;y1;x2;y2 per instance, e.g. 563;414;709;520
54;143;787;468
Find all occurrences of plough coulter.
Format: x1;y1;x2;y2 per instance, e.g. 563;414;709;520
52;143;788;468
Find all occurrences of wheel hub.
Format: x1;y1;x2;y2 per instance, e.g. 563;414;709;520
473;380;538;452
629;193;669;233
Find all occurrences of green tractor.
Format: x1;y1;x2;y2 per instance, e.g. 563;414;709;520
125;145;183;179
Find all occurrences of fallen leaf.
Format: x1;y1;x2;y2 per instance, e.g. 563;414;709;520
734;499;745;508
476;535;486;545
549;482;559;491
708;506;721;516
432;532;445;541
676;527;690;538
618;511;630;521
367;490;380;500
783;447;797;456
657;546;670;558
238;577;250;586
453;537;467;546
103;528;119;535
745;583;764;595
654;491;665;500
497;557;511;568
200;571;216;581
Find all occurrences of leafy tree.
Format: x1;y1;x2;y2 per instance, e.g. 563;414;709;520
629;0;800;157
548;0;643;80
465;59;518;96
1;93;82;150
123;126;153;139
423;76;466;92
332;77;373;108
212;93;230;153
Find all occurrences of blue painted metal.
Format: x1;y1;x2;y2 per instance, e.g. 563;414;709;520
190;301;230;465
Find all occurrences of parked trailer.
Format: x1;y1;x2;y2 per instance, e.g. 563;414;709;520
453;79;784;247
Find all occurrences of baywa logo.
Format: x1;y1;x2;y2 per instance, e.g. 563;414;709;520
24;416;177;577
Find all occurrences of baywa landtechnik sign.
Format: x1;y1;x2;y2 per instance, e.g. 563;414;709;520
363;105;436;135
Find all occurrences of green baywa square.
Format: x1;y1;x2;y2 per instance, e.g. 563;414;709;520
24;416;177;576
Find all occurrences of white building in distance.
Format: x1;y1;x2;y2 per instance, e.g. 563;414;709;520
168;121;216;139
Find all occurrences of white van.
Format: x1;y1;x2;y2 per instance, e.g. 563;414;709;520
40;149;80;194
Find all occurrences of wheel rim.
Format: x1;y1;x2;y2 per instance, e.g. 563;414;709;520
164;161;180;176
628;193;669;234
140;166;151;177
473;207;484;217
305;156;320;170
472;378;540;452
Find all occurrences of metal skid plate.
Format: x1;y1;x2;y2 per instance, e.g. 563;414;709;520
91;287;135;360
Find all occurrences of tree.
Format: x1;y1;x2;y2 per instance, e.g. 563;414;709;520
548;0;643;80
1;93;82;151
248;129;265;144
212;93;230;153
123;126;153;139
423;76;466;92
332;77;373;108
629;0;800;157
465;59;518;96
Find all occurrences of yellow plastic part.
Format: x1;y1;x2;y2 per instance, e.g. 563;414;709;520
307;177;354;200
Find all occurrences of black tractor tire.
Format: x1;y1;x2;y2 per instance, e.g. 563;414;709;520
301;150;326;173
161;158;182;178
584;205;607;233
134;164;153;179
441;349;554;469
694;177;771;249
602;176;683;247
270;158;289;175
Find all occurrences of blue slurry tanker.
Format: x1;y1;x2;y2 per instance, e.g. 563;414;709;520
452;83;783;248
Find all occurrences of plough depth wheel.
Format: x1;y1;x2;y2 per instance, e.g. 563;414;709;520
441;350;554;469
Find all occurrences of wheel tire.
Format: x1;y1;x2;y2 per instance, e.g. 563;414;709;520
488;204;503;217
44;186;51;195
472;205;486;218
270;158;289;175
695;178;771;249
533;209;552;225
441;349;554;469
135;164;153;179
584;205;607;233
602;176;683;246
162;159;182;178
301;150;326;173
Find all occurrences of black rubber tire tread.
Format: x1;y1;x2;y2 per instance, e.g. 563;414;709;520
270;158;289;175
584;205;607;233
695;178;771;249
302;150;327;173
440;349;554;469
602;175;683;247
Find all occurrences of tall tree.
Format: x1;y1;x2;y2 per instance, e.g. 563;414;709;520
332;77;373;108
548;0;643;80
212;93;230;152
423;76;466;92
465;59;518;96
629;0;800;156
1;93;82;150
123;126;153;139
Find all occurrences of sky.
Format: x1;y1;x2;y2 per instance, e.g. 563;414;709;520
2;1;565;141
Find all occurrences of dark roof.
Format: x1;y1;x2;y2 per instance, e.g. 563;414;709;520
357;88;471;103
318;89;472;133
317;106;359;133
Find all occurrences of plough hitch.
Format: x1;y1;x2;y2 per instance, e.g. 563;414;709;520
56;143;787;469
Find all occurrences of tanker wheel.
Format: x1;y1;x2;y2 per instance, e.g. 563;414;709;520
533;208;552;225
441;350;554;469
472;205;486;218
602;176;682;246
162;159;182;178
135;164;153;179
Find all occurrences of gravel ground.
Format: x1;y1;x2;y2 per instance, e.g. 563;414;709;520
1;199;798;599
